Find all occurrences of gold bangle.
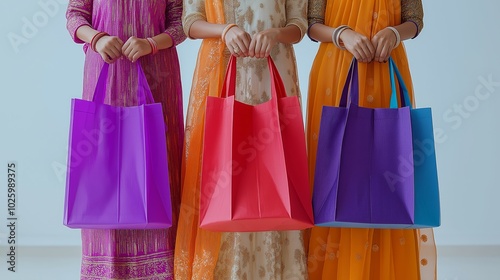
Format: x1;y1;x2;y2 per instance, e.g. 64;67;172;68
221;23;237;43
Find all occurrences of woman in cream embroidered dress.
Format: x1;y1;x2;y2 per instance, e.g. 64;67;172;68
175;0;309;279
66;0;185;278
305;0;437;279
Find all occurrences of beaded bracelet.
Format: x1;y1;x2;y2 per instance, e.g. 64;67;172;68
386;26;401;48
221;23;237;43
90;32;108;52
146;37;158;55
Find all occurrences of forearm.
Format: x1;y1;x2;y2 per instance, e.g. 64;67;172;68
392;21;419;41
188;20;226;39
75;25;100;44
277;25;302;44
152;33;174;50
78;26;173;51
309;21;418;44
401;0;424;38
308;23;334;43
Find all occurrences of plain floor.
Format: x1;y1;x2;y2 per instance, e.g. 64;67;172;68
0;246;499;280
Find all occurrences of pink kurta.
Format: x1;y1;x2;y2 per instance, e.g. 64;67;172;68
66;1;185;279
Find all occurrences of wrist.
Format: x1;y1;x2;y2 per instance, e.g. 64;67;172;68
221;23;237;43
146;37;158;55
272;27;283;42
91;32;109;52
386;26;401;48
331;25;351;50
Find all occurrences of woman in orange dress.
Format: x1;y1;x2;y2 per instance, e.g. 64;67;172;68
306;0;437;279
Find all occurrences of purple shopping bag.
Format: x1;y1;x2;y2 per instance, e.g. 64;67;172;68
63;62;172;229
313;59;416;228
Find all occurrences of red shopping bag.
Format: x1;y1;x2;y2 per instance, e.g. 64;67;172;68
200;56;313;232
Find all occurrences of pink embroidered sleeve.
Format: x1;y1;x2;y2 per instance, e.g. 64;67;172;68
164;0;186;46
66;0;93;44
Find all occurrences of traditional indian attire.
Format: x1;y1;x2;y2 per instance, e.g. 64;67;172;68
66;0;185;278
305;0;437;279
174;0;309;279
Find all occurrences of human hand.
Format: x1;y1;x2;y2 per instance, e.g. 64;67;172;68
248;28;280;58
224;26;251;57
122;36;153;63
94;35;124;64
339;29;375;63
371;28;398;63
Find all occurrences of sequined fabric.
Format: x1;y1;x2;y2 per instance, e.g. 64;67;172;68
175;1;309;279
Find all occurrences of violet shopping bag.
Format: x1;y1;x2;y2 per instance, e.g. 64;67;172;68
63;62;172;229
313;58;439;228
200;56;314;232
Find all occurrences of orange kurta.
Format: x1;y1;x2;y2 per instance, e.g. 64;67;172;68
306;0;437;279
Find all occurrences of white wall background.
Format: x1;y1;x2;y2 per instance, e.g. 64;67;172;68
0;0;498;250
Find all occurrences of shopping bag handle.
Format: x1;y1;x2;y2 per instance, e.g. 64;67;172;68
221;55;237;98
338;58;411;108
388;58;412;109
338;59;357;107
92;62;155;105
221;55;287;102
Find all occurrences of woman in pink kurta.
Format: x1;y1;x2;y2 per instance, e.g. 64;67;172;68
66;1;185;279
